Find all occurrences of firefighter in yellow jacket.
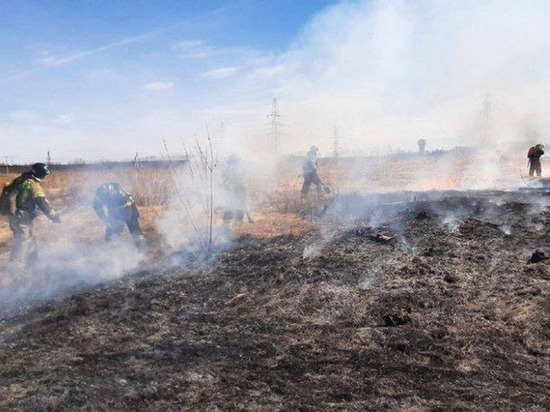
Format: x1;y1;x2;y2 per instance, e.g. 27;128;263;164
4;163;60;271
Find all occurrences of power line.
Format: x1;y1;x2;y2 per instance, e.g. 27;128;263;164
133;152;142;168
267;98;282;154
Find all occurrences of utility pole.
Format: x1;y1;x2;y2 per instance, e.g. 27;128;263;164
267;98;282;154
133;152;141;168
333;124;340;158
4;156;8;174
47;149;51;165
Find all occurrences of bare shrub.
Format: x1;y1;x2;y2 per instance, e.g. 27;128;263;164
159;134;218;254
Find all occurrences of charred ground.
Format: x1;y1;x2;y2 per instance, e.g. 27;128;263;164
1;190;550;410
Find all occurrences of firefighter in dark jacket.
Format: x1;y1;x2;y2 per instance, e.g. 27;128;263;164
4;163;60;271
301;145;326;202
93;183;146;251
528;144;545;177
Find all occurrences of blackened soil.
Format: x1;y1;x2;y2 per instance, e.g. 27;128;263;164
1;192;550;411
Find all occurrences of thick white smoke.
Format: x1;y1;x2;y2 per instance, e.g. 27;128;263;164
0;170;148;311
219;0;550;158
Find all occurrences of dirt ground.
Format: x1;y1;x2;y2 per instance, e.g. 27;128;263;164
1;183;550;410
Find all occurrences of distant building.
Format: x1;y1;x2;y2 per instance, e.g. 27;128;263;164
417;138;427;155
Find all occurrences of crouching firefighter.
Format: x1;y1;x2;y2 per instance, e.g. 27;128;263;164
93;183;146;252
0;163;61;271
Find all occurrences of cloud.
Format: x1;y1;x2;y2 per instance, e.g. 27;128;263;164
83;68;121;82
54;114;73;124
1;1;245;82
38;56;61;67
7;110;36;122
201;67;239;79
172;39;253;61
144;81;175;91
5;0;550;162
172;39;204;53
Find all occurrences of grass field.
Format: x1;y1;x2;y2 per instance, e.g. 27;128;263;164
2;151;550;410
0;150;531;270
0;162;311;269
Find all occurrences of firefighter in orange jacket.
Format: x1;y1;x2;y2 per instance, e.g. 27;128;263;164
528;144;545;177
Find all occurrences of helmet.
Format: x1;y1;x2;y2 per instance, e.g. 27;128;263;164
98;182;124;198
30;163;50;179
537;143;545;149
309;145;319;153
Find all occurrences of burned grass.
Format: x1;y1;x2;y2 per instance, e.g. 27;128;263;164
0;190;550;410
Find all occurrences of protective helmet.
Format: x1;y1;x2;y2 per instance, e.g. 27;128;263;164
98;182;123;198
309;145;319;153
30;163;50;178
537;143;545;149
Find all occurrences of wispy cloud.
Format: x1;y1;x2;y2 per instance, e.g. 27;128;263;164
1;1;246;82
2;32;164;82
54;114;73;124
201;67;239;79
83;68;121;82
144;81;175;91
172;39;251;60
7;110;36;122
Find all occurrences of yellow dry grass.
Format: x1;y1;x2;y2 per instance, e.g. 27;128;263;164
0;165;312;268
0;152;511;269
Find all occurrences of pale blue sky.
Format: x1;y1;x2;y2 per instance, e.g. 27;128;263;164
0;0;339;162
2;0;550;163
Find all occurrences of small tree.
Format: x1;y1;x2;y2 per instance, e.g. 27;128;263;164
161;133;218;254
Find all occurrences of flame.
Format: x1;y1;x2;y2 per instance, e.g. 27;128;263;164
417;174;465;191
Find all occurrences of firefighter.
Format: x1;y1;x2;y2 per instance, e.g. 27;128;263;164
528;143;545;177
93;183;146;251
301;145;326;202
222;154;253;225
4;163;60;271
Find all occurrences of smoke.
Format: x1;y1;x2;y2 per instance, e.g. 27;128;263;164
303;226;339;260
156;163;219;254
156;139;270;258
213;0;550;162
0;169;149;313
4;1;550;164
0;142;279;312
0;224;145;313
215;1;550;197
4;0;550;311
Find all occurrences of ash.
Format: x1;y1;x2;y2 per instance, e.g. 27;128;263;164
1;190;550;410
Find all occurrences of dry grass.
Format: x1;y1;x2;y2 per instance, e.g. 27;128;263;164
2;153;550;410
0;151;521;268
0;168;172;266
2;189;550;410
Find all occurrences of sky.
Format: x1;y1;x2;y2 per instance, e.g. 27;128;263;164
2;0;550;163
